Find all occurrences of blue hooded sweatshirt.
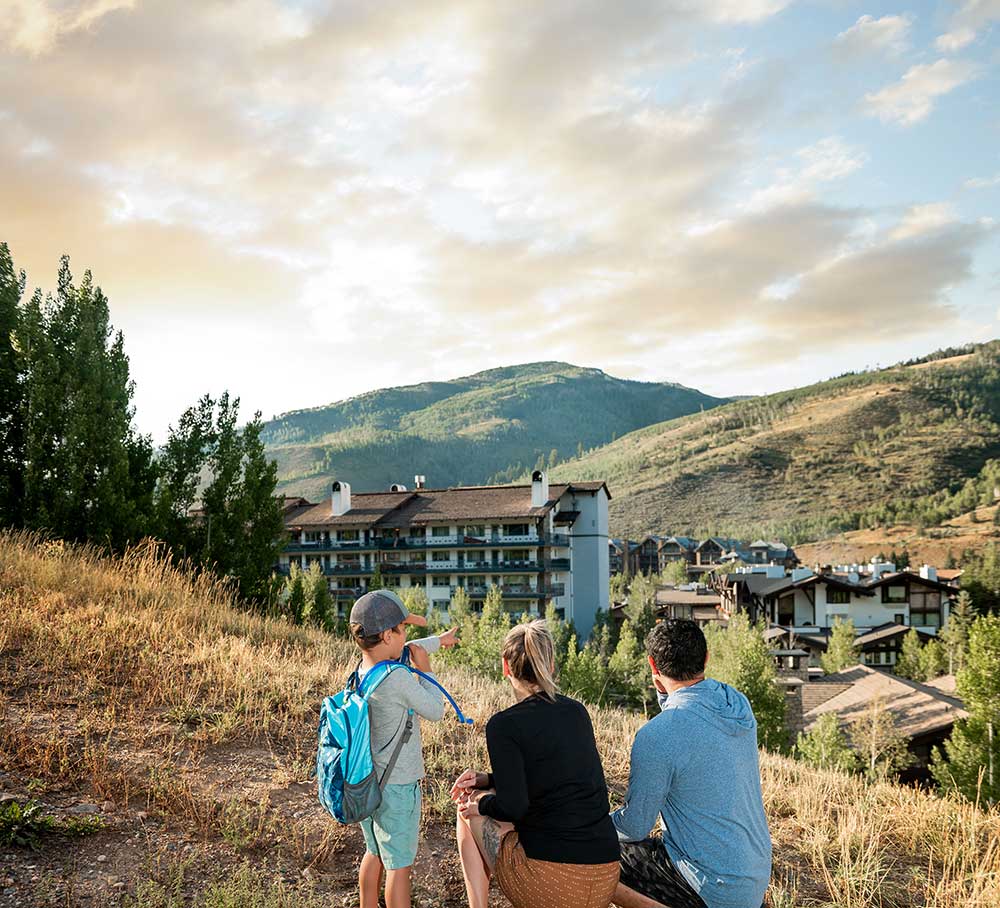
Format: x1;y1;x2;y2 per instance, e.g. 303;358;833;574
611;679;772;908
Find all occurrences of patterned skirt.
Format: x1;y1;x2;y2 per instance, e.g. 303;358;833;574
494;831;620;908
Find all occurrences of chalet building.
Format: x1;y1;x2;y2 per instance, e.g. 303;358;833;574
609;535;798;578
654;586;723;625
279;472;611;639
719;560;958;669
797;665;967;784
656;536;698;570
609;539;637;576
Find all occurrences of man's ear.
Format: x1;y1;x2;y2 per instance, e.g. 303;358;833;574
703;651;709;669
501;656;510;678
647;655;658;673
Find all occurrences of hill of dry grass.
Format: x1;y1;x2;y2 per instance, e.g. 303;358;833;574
2;534;999;907
549;344;1000;543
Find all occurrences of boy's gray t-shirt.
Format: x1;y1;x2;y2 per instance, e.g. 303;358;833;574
359;637;445;785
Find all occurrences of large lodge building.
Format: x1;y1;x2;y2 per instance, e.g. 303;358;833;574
278;471;610;639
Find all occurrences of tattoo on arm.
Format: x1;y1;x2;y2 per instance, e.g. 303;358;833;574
482;817;501;866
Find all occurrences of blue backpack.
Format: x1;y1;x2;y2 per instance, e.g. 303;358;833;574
317;659;472;824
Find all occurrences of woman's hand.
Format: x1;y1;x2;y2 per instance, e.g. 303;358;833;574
450;769;489;801
438;626;460;649
458;794;483;820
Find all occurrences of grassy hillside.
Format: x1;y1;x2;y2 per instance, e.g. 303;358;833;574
3;535;1000;906
549;343;1000;541
262;362;725;499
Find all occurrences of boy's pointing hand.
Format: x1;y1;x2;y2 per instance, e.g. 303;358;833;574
438;626;460;649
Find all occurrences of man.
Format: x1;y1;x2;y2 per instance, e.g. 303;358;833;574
611;619;771;908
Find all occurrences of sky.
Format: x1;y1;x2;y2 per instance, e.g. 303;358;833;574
1;0;999;441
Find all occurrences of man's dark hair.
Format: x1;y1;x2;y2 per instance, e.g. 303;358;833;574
646;619;707;681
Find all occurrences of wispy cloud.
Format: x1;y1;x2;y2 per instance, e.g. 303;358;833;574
864;59;981;125
935;0;1000;53
834;14;911;59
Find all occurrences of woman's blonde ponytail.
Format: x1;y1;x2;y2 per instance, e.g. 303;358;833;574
502;620;558;702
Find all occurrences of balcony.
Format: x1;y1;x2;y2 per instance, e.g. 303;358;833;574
285;539;371;553
448;583;566;599
546;557;570;570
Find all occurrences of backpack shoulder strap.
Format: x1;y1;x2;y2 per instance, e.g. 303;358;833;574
377;709;414;789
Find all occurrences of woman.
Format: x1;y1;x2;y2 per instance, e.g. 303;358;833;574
451;621;620;908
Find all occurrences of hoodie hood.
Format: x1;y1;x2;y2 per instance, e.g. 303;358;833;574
665;678;757;737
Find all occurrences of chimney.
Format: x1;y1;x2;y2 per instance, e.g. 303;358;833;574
331;481;351;517
414;475;426;490
531;470;549;508
920;564;938;582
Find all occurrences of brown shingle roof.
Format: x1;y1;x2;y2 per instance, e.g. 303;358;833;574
284;481;609;529
655;589;722;607
803;665;967;739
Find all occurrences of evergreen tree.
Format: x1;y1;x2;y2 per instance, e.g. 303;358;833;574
284;562;307;625
821;618;860;674
661;559;689;587
795;713;857;773
919;638;947;681
465;585;510;679
20;258;155;548
704;615;787;750
0;243;25;527
609;572;628;605
933;614;1000;804
895;628;925;680
368;563;386;591
449;585;471;625
940;590;975;675
545;601;573;675
848;697;910;780
561;635;608;704
303;560;333;631
608;619;649;707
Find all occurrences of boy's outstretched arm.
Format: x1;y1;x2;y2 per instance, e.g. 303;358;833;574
401;644;446;721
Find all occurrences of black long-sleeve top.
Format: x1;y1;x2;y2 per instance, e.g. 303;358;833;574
478;693;620;865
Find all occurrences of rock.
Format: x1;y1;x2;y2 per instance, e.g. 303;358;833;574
0;793;20;806
96;855;107;864
66;803;99;815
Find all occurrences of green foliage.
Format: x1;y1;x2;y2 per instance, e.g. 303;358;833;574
263;362;726;497
624;573;658;644
545;601;573;675
961;543;1000;614
821;619;860;674
939;590;975;674
561;634;609;704
608;619;650;706
0;242;26;528
461;585;510;679
449;586;471;624
919;638;947;681
848;698;911;780
0;799;102;849
17;256;156;549
894;628;925;680
283;563;307;626
703;615;787;750
661;560;689;587
609;571;628;604
794;713;857;774
301;561;334;631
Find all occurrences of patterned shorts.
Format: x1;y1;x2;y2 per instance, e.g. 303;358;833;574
618;839;706;908
495;831;620;908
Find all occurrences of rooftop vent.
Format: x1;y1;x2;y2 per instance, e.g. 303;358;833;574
390;483;408;492
414;475;426;490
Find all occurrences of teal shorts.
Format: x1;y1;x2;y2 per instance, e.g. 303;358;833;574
360;782;422;870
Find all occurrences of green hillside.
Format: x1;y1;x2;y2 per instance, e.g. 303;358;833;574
263;362;726;498
548;343;1000;541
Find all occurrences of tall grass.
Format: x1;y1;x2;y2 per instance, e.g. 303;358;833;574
2;530;1000;906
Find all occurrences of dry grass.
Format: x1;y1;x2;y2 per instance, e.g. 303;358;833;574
2;530;1000;906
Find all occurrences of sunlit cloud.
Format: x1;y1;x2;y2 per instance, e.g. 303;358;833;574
864;59;981;125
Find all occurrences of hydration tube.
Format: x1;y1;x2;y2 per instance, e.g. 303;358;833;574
407;667;474;725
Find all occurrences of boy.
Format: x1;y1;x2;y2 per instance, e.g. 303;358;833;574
349;589;458;908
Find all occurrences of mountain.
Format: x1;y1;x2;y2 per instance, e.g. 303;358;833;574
547;343;1000;542
262;362;727;499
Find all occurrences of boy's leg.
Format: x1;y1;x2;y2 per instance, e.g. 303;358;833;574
385;867;412;908
359;851;384;908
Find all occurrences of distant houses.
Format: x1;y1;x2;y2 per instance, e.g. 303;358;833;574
609;534;800;578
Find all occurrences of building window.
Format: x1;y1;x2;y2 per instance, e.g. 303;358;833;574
408;527;424;537
503;524;528;537
431;526;452;538
910;591;942;628
827;589;851;604
339;553;360;564
777;595;795;625
894;613;906;625
465;525;486;538
339;530;359;541
503;549;529;562
882;584;907;603
431;551;450;561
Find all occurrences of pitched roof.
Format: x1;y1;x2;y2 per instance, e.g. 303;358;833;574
285;480;610;529
854;623;934;647
655;589;722;607
803;665;967;740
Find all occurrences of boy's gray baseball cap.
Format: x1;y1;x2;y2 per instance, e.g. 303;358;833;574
349;589;428;635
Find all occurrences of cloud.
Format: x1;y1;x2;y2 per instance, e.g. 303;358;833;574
0;0;135;55
966;173;1000;189
834;14;911;59
864;59;981;125
935;0;1000;53
890;203;959;241
0;0;989;435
